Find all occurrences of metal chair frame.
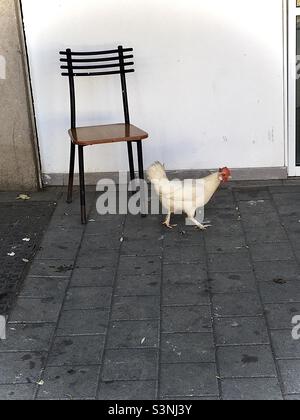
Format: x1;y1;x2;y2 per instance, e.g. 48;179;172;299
60;46;147;223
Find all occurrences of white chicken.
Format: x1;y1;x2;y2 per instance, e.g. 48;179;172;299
147;162;231;230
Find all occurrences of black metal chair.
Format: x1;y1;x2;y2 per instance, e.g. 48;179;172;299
59;46;149;224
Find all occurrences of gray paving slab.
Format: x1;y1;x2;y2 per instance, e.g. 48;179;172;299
102;349;158;381
259;280;300;304
221;378;282;400
98;381;157;401
253;261;300;282
3;184;300;399
0;384;36;400
163;264;207;285
56;309;109;336
27;260;74;278
107;320;159;349
285;394;300;400
235;188;270;202
160;363;218;398
18;277;68;299
205;236;247;254
111;295;160;321
164;245;206;265
217;345;277;378
162;306;212;333
0;324;55;352
9;298;63;324
70;267;115;288
278;360;300;394
0;352;46;384
208;252;252;273
161;333;215;363
37;365;100;400
115;274;161;297
162;283;210;306
212;293;263;317
249;242;295;262
64;287;113;311
48;336;105;367
208;272;257;294
264;303;300;330
214;317;269;346
270;330;300;359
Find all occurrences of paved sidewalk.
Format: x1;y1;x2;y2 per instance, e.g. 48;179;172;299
0;181;300;400
0;192;59;315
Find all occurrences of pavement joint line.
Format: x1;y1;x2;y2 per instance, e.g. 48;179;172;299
31;203;90;400
215;343;271;348
213;314;265;319
162;331;213;334
54;333;107;338
109;318;160;322
162;331;214;336
162;395;220;399
162;304;211;309
95;214;127;399
53;308;110;313
218;375;279;380
105;346;159;351
269;328;299;332
114;293;161;298
160;362;217;366
157;227;166;400
233;188;285;400
203;227;222;400
262;301;300;305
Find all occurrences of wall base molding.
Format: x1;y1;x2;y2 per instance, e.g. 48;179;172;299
43;167;288;187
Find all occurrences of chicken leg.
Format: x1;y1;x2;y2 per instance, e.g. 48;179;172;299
162;212;177;229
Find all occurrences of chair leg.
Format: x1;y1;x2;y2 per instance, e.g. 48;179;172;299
67;143;76;204
127;142;135;181
137;140;147;217
78;145;87;225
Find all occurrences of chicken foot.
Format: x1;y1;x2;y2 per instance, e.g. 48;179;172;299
188;217;212;230
162;212;177;229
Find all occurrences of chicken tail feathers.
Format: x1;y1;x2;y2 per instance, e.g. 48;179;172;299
147;162;168;183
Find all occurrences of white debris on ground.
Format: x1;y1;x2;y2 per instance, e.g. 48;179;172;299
166;340;182;357
22;238;31;242
247;200;265;206
141;337;146;345
7;252;15;257
16;194;31;201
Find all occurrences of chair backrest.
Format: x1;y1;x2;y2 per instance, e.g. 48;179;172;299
59;46;134;129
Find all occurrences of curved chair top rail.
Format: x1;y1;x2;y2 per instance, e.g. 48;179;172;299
59;47;134;77
59;47;133;56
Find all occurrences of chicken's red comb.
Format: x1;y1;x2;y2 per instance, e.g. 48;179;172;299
219;167;231;176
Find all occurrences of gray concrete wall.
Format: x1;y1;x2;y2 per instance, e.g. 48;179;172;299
0;0;40;191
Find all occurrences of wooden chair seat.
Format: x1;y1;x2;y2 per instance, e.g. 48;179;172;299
69;123;148;146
